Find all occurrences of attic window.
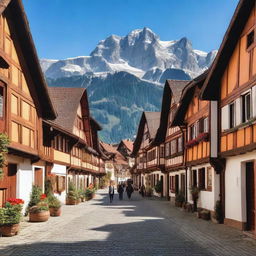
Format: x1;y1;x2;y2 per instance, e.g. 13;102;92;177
247;30;254;49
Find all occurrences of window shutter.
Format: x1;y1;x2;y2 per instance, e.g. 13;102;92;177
235;98;241;126
252;86;256;117
221;105;229;131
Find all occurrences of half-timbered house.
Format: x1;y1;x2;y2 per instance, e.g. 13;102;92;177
45;87;104;202
201;0;256;232
0;0;56;207
172;72;220;214
153;80;189;201
132;112;166;195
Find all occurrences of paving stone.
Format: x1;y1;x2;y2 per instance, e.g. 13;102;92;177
0;190;256;256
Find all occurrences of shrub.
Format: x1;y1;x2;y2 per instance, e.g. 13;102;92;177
48;194;61;209
0;133;9;179
0;199;24;225
214;200;223;223
29;201;49;214
67;182;79;200
154;180;163;193
175;191;185;203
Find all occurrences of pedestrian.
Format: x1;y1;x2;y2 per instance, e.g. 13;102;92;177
108;183;115;203
140;184;145;197
118;184;124;200
126;184;134;200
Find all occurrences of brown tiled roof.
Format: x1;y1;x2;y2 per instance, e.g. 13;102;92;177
132;111;160;155
166;80;190;104
201;0;255;100
152;79;190;145
121;139;133;152
48;87;85;133
0;0;56;119
100;142;128;165
144;112;161;139
172;72;208;126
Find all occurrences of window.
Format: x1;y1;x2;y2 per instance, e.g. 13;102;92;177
198;168;206;190
159;146;164;158
192;170;197;187
170;139;177;155
190;122;199;140
178;137;183;152
207;167;212;191
203;117;209;133
229;102;235;128
247;30;254;49
165;143;169;157
242;92;251;123
0;87;3;118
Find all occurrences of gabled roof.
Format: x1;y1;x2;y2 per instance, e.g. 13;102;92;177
201;0;255;100
172;72;208;127
48;87;85;133
153;80;190;145
0;0;56;119
100;142;128;165
121;139;133;152
132;111;160;155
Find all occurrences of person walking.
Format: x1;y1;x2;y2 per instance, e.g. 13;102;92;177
117;184;124;200
140;184;145;197
108;183;115;203
126;184;134;200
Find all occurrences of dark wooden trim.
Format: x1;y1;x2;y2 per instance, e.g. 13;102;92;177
186;157;210;167
220;142;256;157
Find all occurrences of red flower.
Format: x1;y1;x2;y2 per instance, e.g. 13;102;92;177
6;198;24;205
40;194;47;200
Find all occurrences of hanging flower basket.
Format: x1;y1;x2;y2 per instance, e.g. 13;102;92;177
185;133;209;149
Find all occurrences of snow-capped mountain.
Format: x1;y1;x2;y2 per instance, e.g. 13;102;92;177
43;28;217;143
41;27;217;82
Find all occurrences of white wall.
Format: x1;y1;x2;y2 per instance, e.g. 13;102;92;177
51;164;67;204
225;150;256;223
187;164;220;211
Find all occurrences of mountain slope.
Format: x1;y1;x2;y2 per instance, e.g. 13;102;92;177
47;72;163;142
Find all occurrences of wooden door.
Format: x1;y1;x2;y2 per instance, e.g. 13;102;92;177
160;175;164;197
246;162;255;231
34;168;43;189
8;164;17;199
181;174;185;194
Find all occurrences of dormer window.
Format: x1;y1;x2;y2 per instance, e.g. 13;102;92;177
247;30;254;49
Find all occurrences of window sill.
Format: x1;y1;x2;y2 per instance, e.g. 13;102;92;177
222;117;256;135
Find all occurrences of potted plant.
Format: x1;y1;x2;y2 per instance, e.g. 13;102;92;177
200;209;211;220
66;182;79;205
0;198;24;236
78;189;85;202
48;194;61;217
214;200;223;223
154;180;163;195
175;191;185;207
190;186;200;212
29;194;50;222
85;187;94;201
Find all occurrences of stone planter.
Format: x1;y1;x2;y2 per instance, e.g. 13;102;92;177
0;223;20;237
66;198;77;205
29;210;50;222
49;207;61;217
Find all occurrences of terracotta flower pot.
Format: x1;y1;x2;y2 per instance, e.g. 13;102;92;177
49;207;61;217
66;198;77;205
0;223;20;237
29;210;50;222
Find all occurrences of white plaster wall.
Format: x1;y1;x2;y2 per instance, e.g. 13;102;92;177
169;170;186;199
187;164;220;211
225;150;256;223
51;164;67;204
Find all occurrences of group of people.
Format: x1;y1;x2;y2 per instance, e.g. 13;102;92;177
108;182;134;203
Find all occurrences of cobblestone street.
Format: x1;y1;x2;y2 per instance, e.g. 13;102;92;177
1;190;256;256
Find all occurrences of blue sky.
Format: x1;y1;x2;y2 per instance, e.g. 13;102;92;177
23;0;239;60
